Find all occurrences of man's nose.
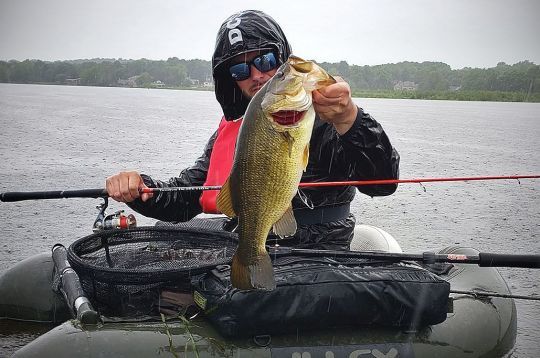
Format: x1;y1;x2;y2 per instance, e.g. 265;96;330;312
250;65;265;80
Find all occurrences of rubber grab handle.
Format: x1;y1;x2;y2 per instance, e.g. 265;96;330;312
478;252;540;268
52;244;101;324
1;189;107;202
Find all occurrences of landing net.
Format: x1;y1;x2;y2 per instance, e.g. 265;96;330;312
67;223;237;316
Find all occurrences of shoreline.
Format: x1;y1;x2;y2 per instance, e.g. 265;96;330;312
1;82;539;103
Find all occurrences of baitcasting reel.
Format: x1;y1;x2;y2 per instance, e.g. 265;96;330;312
93;197;136;232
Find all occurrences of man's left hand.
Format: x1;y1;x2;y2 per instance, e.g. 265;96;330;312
313;76;358;135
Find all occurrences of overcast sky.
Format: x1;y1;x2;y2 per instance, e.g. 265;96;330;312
1;0;539;69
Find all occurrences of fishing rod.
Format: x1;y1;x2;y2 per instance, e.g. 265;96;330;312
268;247;540;269
139;174;540;193
277;248;540;300
450;290;540;301
2;174;539;202
296;174;540;188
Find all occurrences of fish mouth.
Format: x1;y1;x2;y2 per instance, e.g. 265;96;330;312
271;110;305;126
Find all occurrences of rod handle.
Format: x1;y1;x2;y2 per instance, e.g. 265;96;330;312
1;189;107;202
479;252;540;268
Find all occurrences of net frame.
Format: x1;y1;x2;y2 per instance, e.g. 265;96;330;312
66;226;238;315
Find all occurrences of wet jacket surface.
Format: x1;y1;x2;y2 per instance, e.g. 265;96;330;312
128;109;400;249
128;10;400;250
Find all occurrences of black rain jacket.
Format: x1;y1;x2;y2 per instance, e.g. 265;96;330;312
128;10;400;250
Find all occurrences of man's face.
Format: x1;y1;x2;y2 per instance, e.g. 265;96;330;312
229;50;279;98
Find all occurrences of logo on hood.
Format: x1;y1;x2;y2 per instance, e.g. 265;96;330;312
226;16;243;45
213;10;293;121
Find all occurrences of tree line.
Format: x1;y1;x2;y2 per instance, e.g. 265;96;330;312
0;57;210;88
1;57;538;101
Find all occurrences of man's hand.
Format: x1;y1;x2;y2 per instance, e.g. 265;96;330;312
313;76;358;135
106;171;153;203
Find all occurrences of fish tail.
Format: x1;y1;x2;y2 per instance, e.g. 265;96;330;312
231;252;276;290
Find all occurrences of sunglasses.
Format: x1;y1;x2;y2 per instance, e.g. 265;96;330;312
229;52;279;81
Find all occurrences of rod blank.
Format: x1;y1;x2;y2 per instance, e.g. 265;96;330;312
270;248;540;269
2;174;539;202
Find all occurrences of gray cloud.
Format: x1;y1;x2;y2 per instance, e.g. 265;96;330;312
1;0;539;69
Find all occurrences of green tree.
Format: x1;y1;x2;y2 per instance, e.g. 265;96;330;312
12;60;35;83
136;72;153;87
80;64;99;85
0;62;9;82
183;59;212;82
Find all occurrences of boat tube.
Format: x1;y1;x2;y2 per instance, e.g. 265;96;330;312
0;224;517;357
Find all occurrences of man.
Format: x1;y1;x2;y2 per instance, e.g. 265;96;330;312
106;10;399;250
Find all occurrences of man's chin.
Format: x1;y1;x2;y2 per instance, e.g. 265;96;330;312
251;85;262;96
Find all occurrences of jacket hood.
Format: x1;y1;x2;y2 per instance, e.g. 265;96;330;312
212;10;292;121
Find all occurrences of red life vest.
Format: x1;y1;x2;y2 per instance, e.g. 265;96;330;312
199;117;242;213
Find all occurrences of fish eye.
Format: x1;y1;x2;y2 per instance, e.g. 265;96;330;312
275;71;284;79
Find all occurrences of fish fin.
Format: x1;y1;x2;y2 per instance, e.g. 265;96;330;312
231;252;276;290
303;70;337;91
272;204;297;237
291;61;313;73
216;178;236;217
317;74;337;88
302;143;310;171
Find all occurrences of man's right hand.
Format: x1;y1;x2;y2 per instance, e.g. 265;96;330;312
106;171;153;203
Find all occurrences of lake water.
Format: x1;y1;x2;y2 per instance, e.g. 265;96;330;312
0;83;539;356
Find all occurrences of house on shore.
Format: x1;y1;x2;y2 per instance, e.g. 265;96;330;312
152;80;165;88
65;78;81;85
117;76;138;87
394;81;418;91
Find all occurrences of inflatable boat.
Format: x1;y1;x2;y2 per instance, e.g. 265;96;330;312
0;222;518;358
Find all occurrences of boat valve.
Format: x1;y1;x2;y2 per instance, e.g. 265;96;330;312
93;197;137;232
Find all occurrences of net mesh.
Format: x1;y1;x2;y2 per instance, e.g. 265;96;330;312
67;223;238;316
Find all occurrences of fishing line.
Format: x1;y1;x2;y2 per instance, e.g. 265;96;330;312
296;188;314;209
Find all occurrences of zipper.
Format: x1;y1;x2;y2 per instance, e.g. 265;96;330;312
200;258;440;294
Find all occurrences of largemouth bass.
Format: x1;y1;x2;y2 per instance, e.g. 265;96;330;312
216;56;335;290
